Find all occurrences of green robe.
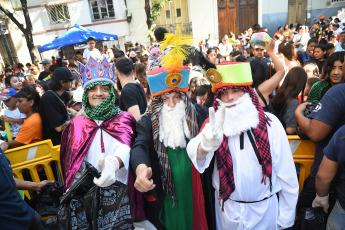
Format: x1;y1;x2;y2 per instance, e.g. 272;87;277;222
163;147;193;230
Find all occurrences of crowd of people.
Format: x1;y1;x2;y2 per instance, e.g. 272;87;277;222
0;14;345;230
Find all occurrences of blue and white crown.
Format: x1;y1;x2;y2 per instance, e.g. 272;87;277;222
78;57;115;89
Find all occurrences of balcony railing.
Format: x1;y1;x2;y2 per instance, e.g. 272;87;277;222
156;22;193;35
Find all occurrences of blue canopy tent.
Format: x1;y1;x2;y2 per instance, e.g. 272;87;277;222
38;24;118;52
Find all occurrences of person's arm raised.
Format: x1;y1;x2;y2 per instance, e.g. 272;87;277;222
257;39;285;98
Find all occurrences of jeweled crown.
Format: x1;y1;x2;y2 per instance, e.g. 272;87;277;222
78;57;115;89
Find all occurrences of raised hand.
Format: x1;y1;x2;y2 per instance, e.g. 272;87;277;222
200;105;225;152
265;39;275;53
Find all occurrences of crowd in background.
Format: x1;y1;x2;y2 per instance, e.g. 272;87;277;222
0;13;345;229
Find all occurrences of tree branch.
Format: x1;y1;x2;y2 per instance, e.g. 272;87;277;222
20;0;32;34
0;4;26;33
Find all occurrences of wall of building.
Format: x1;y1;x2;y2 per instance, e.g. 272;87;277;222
189;0;218;46
261;0;345;37
306;1;345;26
126;0;150;45
261;0;288;37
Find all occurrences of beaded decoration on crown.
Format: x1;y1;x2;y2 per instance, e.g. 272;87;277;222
78;57;115;89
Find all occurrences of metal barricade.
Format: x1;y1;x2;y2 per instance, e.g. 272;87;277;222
288;135;315;194
5;140;62;199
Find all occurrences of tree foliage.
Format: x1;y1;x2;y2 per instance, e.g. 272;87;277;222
0;0;39;65
145;0;171;39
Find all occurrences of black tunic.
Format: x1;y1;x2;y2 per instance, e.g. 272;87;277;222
130;104;216;230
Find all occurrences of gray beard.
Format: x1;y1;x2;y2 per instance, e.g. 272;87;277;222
159;100;191;149
221;93;259;137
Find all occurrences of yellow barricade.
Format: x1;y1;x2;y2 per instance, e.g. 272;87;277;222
288;135;315;194
5;140;63;199
4;136;315;199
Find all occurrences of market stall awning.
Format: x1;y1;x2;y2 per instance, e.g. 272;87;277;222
38;24;118;52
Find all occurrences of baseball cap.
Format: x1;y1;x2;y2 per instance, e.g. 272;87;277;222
134;46;142;53
0;88;17;101
52;67;78;81
320;15;325;20
40;59;51;64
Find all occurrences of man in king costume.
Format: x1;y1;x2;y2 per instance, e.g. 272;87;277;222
60;57;136;203
187;62;299;229
130;33;211;230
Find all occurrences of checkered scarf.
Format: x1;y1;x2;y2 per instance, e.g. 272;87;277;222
82;82;120;121
213;86;272;204
148;92;198;200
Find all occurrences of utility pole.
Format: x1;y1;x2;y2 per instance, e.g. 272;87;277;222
0;22;13;67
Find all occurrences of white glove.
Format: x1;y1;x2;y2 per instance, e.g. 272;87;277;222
93;155;119;187
200;106;225;152
312;193;329;213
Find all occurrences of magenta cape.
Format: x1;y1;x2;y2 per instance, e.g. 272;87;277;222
60;112;136;190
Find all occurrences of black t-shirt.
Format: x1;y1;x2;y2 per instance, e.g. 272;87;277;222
38;71;50;81
315;59;326;74
39;90;68;145
119;83;147;114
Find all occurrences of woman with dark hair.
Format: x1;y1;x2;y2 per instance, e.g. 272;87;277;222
283;24;290;37
193;77;214;108
307;51;345;101
134;63;152;104
187;76;202;103
244;47;254;62
278;41;298;75
0;86;42;150
272;67;307;134
206;48;217;64
313;44;327;73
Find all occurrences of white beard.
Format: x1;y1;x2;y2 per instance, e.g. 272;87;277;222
221;93;259;137
159;100;191;149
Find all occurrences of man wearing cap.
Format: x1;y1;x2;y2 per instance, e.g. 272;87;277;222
38;59;51;81
186;62;299;229
130;35;210;230
39;67;77;145
253;45;272;63
60;57;135;228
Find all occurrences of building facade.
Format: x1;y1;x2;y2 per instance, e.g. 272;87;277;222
1;0;345;69
0;0;131;68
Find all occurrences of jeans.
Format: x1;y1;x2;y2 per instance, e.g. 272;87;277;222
327;200;345;230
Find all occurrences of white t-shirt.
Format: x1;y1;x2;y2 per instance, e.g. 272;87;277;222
4;108;26;137
83;48;102;61
333;28;343;35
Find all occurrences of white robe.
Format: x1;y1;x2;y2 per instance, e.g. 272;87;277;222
187;113;299;230
74;120;131;185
